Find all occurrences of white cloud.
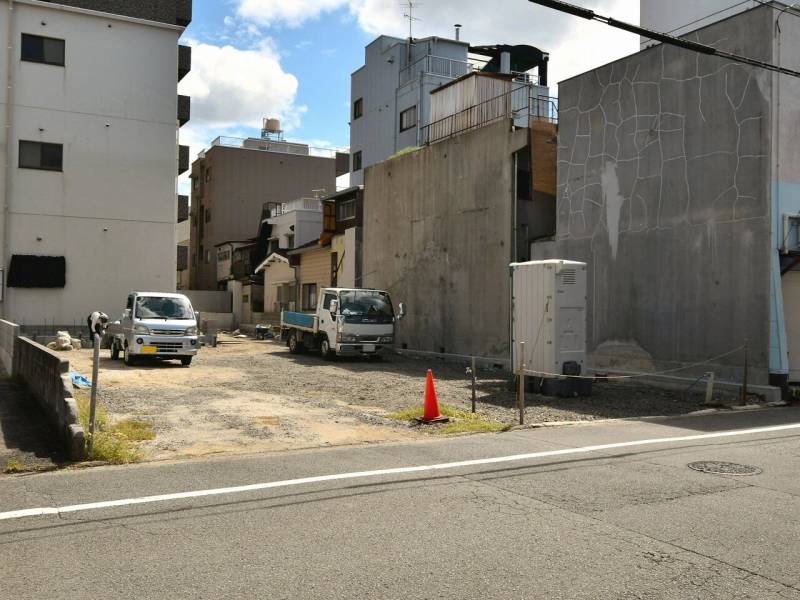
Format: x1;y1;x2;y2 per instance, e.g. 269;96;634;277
235;0;639;84
179;39;302;130
177;38;310;194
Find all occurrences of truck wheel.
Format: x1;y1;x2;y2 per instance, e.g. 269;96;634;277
288;331;305;354
123;345;136;366
320;337;336;360
180;356;192;367
111;341;120;360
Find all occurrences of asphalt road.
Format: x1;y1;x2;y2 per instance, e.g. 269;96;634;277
2;408;800;599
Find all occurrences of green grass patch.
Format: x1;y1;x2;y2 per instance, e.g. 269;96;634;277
3;458;25;474
389;404;508;435
74;390;154;464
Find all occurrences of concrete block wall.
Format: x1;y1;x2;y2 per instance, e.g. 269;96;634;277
12;337;85;460
183;290;233;313
0;319;19;375
547;6;774;384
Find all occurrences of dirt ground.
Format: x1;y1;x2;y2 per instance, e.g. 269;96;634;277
66;334;748;462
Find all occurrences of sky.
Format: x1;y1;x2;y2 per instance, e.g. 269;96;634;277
177;0;641;194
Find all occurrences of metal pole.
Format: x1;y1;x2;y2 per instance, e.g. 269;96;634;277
88;333;100;456
518;341;525;426
704;372;716;406
471;356;477;414
741;339;749;405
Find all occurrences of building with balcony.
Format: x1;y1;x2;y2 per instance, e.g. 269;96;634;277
0;0;192;328
189;120;349;290
350;34;550;184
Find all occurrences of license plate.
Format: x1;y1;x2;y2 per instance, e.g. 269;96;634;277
362;344;376;352
141;346;157;354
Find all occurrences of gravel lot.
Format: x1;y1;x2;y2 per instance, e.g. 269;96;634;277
66;334;746;461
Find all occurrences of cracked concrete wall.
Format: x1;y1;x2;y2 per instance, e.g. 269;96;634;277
363;119;528;359
543;6;775;384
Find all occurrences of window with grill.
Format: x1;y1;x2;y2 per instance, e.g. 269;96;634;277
353;98;363;120
352;151;362;172
19;140;62;171
400;105;417;132
21;34;65;66
337;199;356;221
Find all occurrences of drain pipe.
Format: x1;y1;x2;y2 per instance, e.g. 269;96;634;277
0;0;13;318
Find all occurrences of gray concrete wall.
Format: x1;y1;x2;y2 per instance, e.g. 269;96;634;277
545;6;774;384
13;337;85;460
363;119;527;359
0;319;19;375
183;290;232;313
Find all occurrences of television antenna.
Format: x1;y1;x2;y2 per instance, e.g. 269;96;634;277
402;1;422;63
402;1;421;40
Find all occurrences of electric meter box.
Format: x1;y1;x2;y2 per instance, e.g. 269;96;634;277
510;259;587;378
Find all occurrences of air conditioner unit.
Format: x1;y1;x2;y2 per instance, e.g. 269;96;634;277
510;259;587;379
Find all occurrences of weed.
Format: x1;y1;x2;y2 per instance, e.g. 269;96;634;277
3;458;25;474
74;390;154;464
389;404;508;435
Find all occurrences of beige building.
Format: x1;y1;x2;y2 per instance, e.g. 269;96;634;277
189;126;348;291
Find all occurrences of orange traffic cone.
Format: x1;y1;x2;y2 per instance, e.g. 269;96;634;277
417;369;449;423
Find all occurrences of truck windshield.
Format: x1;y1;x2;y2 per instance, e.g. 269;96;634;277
338;291;394;318
135;296;194;320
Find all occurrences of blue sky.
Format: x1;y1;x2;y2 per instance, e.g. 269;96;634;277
181;2;373;150
176;0;639;193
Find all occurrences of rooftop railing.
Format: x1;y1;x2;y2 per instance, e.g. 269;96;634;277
399;54;473;86
199;136;346;160
420;88;559;145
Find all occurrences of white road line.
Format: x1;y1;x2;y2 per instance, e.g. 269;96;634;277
2;422;799;522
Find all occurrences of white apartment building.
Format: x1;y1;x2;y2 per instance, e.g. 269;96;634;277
0;0;191;328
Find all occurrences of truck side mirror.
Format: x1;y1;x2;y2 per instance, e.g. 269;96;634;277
329;300;339;316
398;303;406;320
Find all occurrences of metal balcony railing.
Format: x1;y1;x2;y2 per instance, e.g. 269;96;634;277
420;88;559;145
399;54;473;86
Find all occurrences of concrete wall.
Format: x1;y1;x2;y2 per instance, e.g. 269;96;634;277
0;2;183;326
197;311;234;333
640;0;758;47
12;336;85;460
363;119;527;358
0;319;19;375
547;7;774;384
183;290;231;313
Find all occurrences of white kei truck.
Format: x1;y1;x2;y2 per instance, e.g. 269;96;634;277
280;288;404;359
107;291;200;367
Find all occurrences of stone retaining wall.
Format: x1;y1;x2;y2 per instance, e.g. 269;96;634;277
12;337;85;460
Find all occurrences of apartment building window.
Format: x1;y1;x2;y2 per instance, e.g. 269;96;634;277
400;105;417;132
337;199;356;221
352;151;362;172
19;140;63;171
21;34;65;66
205;249;212;264
205;208;211;223
302;283;318;311
205;167;212;182
353;98;363;120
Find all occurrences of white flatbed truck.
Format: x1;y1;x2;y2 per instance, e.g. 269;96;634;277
280;287;404;359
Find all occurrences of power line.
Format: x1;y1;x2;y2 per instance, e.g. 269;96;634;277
529;0;800;78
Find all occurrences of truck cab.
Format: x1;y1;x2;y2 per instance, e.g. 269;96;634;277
281;288;404;359
109;291;200;366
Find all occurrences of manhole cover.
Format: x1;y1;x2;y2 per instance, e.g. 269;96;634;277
688;461;762;476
